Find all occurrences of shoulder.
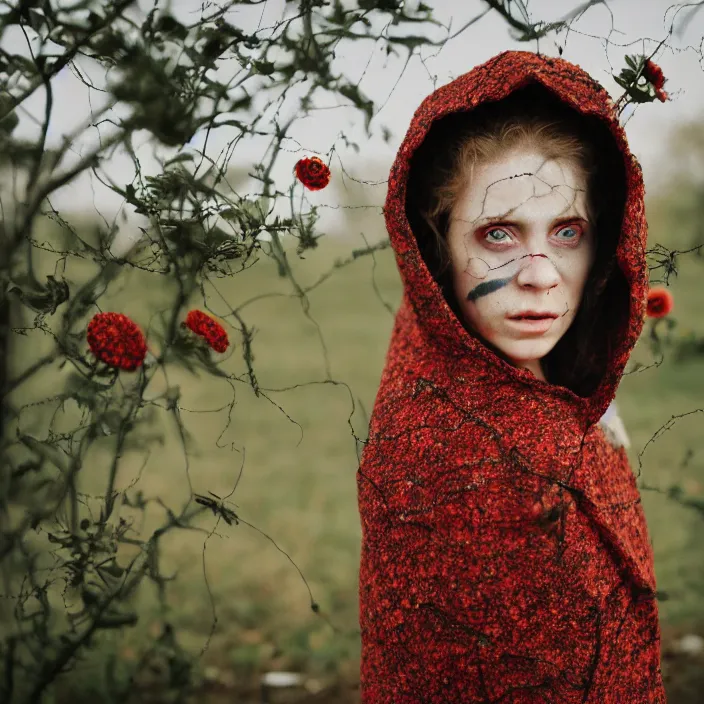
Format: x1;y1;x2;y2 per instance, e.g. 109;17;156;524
598;400;631;450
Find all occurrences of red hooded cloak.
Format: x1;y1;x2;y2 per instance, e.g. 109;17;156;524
357;50;665;703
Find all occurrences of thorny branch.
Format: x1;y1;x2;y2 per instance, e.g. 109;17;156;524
0;1;703;702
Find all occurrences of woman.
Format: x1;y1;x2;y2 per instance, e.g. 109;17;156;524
357;51;665;702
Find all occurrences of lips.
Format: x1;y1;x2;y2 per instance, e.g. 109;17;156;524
506;312;557;334
508;311;558;320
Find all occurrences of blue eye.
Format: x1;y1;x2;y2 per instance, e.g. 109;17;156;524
485;229;510;243
482;224;583;245
556;226;579;239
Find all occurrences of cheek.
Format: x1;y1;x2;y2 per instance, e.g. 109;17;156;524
448;240;489;291
573;260;594;299
449;247;473;293
558;249;594;301
448;238;468;273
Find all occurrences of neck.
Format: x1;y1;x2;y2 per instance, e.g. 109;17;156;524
521;359;547;382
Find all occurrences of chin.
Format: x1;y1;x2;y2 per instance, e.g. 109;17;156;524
495;339;557;366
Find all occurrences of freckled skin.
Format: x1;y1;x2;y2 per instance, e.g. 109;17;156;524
448;149;596;381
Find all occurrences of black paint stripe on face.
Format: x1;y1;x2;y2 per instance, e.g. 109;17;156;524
466;276;513;303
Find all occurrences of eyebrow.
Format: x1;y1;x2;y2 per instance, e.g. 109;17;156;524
475;214;589;228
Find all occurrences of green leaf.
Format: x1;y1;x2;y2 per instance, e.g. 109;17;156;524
338;83;374;130
165;385;181;406
98;561;125;578
387;34;427;52
625;54;641;71
668;483;684;500
7;274;69;315
0;106;18;134
8;54;37;77
99;409;124;436
164;152;195;166
329;0;347;25
81;585;102;606
96;611;139;629
230;93;253;112
624;84;654;104
19;435;71;474
253;60;275;76
358;0;401;10
27;8;46;32
155;15;189;41
64;373;108;412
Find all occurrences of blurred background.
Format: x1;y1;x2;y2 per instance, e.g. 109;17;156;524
5;0;704;701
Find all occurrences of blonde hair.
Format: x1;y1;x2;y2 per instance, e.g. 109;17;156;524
420;116;600;277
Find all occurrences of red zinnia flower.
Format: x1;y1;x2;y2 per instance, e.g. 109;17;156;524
294;156;331;191
646;287;674;319
643;59;668;102
87;312;148;371
643;59;665;90
182;310;229;353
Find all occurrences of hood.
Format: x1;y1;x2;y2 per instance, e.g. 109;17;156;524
384;50;647;427
356;52;662;702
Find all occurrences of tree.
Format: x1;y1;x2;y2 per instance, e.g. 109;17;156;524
0;0;701;702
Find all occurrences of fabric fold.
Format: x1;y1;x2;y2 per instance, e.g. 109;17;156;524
358;50;664;703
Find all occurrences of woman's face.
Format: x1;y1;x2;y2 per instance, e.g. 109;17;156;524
447;148;596;381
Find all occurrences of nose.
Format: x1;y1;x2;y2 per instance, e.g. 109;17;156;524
515;254;560;290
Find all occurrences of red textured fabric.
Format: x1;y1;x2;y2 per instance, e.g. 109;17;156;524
357;51;665;703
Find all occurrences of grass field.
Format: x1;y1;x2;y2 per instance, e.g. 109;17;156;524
9;199;704;701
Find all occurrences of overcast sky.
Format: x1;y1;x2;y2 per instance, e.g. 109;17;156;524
8;0;704;251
